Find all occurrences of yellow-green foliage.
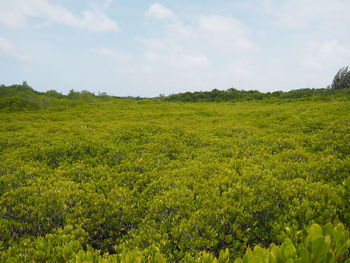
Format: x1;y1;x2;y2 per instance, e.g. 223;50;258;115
0;99;350;262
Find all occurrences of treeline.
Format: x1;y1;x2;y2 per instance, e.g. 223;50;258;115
1;66;350;110
2;84;350;111
161;87;350;102
0;82;115;111
162;66;350;102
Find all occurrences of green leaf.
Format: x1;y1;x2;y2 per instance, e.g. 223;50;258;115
280;239;296;260
247;255;264;263
308;224;323;242
218;248;230;263
300;247;310;263
311;236;329;261
269;245;280;263
252;246;267;259
323;223;333;237
335;239;350;257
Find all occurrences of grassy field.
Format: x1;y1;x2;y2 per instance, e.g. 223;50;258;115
1;99;350;262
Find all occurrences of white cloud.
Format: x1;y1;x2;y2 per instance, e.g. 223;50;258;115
264;0;350;30
141;36;210;71
302;40;350;70
197;15;254;51
0;0;120;32
0;37;31;63
142;3;255;76
103;0;113;8
147;3;176;20
145;51;210;71
138;3;262;93
90;47;130;61
79;11;119;32
138;3;260;94
145;4;254;53
138;1;350;95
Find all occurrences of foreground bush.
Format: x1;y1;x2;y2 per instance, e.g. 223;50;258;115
1;223;349;262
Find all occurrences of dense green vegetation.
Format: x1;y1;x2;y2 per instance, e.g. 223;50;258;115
1;80;350;262
162;67;350;102
0;82;115;112
162;87;350;102
2;66;350;111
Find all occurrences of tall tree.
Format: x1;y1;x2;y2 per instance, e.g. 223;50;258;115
331;66;350;89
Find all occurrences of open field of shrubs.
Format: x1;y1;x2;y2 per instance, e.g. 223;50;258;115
1;89;350;262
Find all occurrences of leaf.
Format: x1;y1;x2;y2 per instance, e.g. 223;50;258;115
280;239;296;260
300;247;310;263
308;224;323;242
335;239;350;257
311;236;329;261
247;255;264;263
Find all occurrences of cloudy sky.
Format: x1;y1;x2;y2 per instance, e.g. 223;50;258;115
0;0;350;97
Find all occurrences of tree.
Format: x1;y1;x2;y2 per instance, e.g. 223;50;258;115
331;66;350;89
22;81;29;88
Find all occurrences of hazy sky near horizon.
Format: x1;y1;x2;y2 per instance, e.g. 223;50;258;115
1;0;350;97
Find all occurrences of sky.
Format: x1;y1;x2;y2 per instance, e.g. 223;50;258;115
0;0;350;97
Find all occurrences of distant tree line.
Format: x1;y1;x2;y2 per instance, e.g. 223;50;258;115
161;66;350;102
1;66;350;110
161;87;350;102
0;82;117;111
